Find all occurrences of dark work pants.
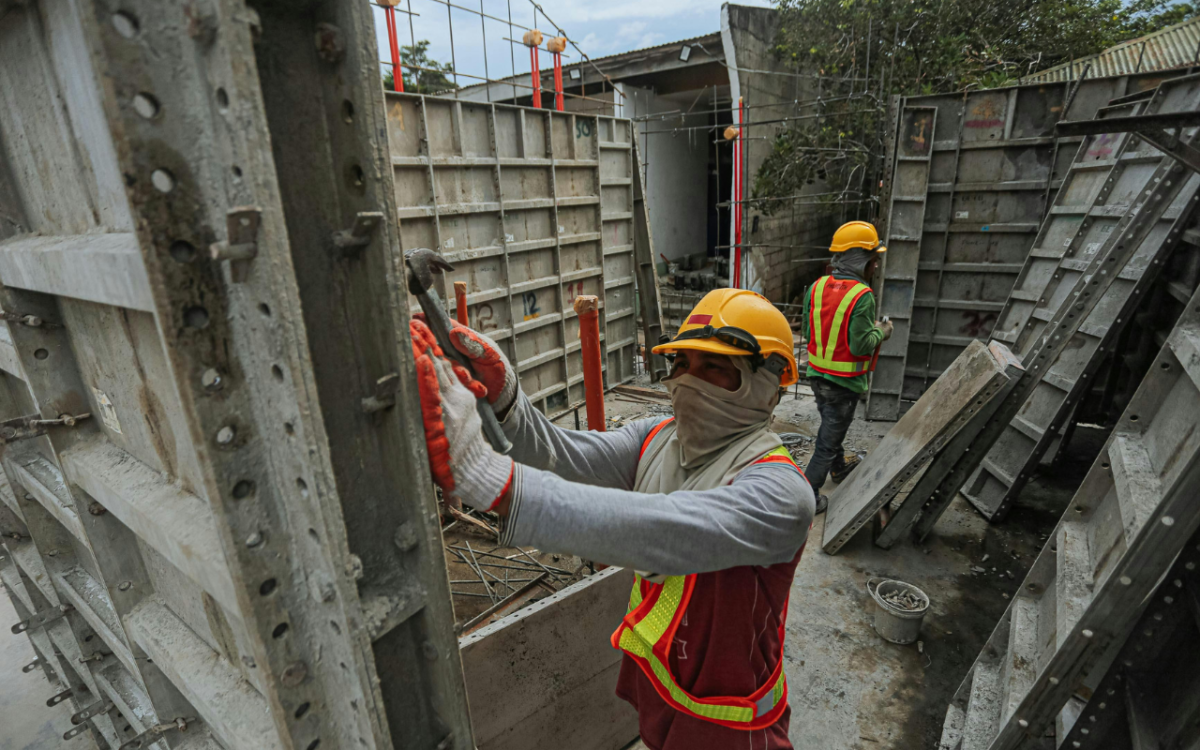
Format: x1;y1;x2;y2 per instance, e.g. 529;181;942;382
805;378;860;494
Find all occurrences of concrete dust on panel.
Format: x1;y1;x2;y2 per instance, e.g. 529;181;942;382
0;585;98;750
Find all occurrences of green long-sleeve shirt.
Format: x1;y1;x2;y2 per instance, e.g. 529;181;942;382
801;274;885;394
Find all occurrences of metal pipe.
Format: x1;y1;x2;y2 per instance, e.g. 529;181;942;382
385;6;403;92
530;45;541;108
573;295;605;432
553;51;564;111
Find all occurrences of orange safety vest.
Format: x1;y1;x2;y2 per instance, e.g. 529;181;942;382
806;275;874;377
610;418;807;730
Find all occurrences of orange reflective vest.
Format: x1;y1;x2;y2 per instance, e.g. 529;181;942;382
806;275;873;377
610;418;805;730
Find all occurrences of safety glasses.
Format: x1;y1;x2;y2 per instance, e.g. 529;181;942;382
669;325;762;356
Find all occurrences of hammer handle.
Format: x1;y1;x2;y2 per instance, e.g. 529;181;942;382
417;289;513;455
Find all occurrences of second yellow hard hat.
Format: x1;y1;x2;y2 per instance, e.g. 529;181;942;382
829;220;886;254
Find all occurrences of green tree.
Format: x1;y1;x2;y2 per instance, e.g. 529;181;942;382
754;0;1198;215
383;40;459;94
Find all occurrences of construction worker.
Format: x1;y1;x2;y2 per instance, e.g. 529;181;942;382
410;288;814;750
801;221;894;512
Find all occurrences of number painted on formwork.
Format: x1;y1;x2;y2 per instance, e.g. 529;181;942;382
522;293;541;321
575;119;593;138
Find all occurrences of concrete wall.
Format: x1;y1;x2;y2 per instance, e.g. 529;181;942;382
626;85;711;264
723;4;836;303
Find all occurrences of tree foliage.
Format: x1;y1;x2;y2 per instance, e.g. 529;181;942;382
383;40;459;94
753;0;1198;214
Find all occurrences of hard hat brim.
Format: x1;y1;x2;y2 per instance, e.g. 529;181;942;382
651;337;749;359
829;242;886;253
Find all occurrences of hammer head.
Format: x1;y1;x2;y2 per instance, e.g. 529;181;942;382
404;248;455;296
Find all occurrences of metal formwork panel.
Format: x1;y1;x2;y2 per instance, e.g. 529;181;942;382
938;274;1200;750
386;95;640;415
867;105;937;421
989;98;1150;356
961;75;1200;521
869;72;1190;412
0;2;469;750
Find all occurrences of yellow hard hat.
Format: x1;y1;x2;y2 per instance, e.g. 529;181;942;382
652;288;798;386
830;220;886;253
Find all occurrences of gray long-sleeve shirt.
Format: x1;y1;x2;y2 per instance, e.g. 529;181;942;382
498;393;814;576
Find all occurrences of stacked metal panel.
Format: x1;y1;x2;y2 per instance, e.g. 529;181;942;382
0;2;475;748
869;71;1190;419
938;263;1200;750
960;76;1200;521
386;95;642;415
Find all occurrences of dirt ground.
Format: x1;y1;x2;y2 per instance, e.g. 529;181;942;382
590;377;1090;749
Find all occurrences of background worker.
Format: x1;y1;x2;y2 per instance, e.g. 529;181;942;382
410;288;815;750
801;221;894;512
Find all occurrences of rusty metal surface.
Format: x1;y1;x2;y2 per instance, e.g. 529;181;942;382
1023;16;1200;83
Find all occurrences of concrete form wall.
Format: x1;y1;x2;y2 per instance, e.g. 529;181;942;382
723;4;836;303
868;69;1192;417
627;86;711;265
385;94;643;411
0;3;481;748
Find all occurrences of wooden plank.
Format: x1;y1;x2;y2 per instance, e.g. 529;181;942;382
0;233;153;312
824;340;1013;553
459;566;638;750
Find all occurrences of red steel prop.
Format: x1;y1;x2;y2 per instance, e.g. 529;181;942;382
382;2;404;92
454;281;469;326
574;295;605;431
523;30;544;108
548;37;567;111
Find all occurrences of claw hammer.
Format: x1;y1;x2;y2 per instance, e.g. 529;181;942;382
404;248;512;454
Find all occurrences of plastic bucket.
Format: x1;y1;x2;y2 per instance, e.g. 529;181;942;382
867;577;930;645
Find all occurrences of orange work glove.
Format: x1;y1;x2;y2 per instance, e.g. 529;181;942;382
414;315;517;414
411;319;514;510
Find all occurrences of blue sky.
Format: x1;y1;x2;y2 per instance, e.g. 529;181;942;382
370;0;772;88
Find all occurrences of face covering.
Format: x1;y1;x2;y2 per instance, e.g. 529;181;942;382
664;357;781;469
831;247;875;283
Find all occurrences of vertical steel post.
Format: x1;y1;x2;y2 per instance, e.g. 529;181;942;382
574;296;605;431
553;53;564;111
530;46;542;108
385;5;404;92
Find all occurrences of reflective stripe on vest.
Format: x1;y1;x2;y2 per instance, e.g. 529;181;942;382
611;422;805;730
807;275;873;376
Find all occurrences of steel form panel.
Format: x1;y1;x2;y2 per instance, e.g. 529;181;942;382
0;2;470;750
868;72;1191;413
1052;525;1200;750
961;75;1200;521
937;274;1200;750
386;94;640;416
991;99;1152;357
866;104;937;421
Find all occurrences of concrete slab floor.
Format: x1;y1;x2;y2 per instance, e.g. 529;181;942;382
0;588;99;750
588;382;1094;749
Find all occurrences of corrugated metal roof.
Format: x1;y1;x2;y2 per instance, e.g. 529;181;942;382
1024;16;1200;82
